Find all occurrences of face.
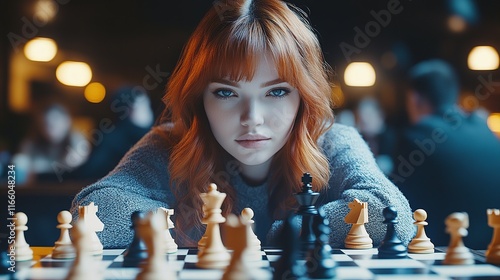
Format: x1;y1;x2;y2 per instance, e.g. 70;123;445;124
203;55;301;169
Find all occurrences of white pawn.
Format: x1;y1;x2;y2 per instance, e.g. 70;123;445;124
443;212;474;265
486;209;500;265
408;209;434;254
10;212;33;261
53;210;76;259
240;208;262;262
158;207;178;254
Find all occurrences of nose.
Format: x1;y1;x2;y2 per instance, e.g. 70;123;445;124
240;99;264;127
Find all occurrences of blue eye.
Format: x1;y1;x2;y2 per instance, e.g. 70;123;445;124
213;89;235;99
268;88;289;98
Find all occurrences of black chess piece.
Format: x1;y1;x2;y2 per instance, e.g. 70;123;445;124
306;207;336;279
123;211;148;267
378;206;408;259
273;213;306;280
295;173;319;253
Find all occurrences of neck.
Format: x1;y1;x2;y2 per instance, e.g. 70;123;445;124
239;158;272;186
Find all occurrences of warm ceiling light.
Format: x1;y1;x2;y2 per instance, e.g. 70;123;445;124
487;113;500;133
56;61;92;87
467;46;499;70
84;82;106;103
24;37;57;62
344;62;376;87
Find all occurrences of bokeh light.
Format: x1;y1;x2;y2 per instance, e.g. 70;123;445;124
468;46;499;70
56;61;92;87
344;62;376;87
24;37;57;62
84;82;106;103
487;113;500;133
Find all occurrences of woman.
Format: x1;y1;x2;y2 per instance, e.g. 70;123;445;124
71;0;414;248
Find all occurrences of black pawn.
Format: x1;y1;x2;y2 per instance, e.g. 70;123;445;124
306;207;336;279
295;173;319;253
273;213;306;280
123;211;148;267
378;206;408;258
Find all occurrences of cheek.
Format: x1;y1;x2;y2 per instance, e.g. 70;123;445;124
267;101;300;132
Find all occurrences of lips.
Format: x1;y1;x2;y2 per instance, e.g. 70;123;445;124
235;134;271;148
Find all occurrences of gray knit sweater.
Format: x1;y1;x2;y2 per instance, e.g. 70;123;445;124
71;123;415;248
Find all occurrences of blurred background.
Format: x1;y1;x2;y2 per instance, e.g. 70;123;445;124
0;0;499;245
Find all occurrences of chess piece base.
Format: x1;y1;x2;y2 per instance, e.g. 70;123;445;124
443;246;474;265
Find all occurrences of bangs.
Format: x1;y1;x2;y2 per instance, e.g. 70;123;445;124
207;18;302;86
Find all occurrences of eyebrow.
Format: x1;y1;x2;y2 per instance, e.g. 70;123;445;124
211;78;286;88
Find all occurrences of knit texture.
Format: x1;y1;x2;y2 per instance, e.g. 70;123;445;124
71;123;415;248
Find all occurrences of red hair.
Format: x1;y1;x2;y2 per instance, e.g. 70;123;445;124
158;0;335;245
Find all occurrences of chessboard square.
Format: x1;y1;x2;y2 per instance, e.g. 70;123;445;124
184;254;198;263
369;267;436;275
179;269;223;280
168;254;186;261
266;255;281;262
176;248;190;255
335;260;359;267
187;249;199;255
335;266;374;279
375;275;449;280
342;248;378;255
38;260;73;268
332;254;355;262
102;254;119;261
431;264;500;277
104;267;139;279
355;258;426;269
104;249;124;256
23;267;69;280
409;252;446;261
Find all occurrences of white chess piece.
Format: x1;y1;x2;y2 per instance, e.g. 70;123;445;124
443;212;474;265
408;209;434;254
486;209;500;265
240;208;262;262
78;202;104;255
10;212;33;261
196;183;230;269
344;199;372;249
158;207;178;254
66;220;103;280
222;214;271;280
52;210;76;259
135;210;177;280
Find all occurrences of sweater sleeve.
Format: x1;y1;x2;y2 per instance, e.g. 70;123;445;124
70;126;175;248
320;124;415;247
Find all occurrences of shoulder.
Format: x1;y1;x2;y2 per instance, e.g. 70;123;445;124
318;123;368;157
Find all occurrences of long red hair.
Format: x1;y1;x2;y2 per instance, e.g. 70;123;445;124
158;0;335;245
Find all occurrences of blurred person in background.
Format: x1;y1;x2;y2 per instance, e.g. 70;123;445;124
392;59;500;249
13;102;90;184
356;97;397;175
73;86;154;180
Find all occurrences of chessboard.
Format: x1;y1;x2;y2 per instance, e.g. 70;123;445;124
7;246;500;280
